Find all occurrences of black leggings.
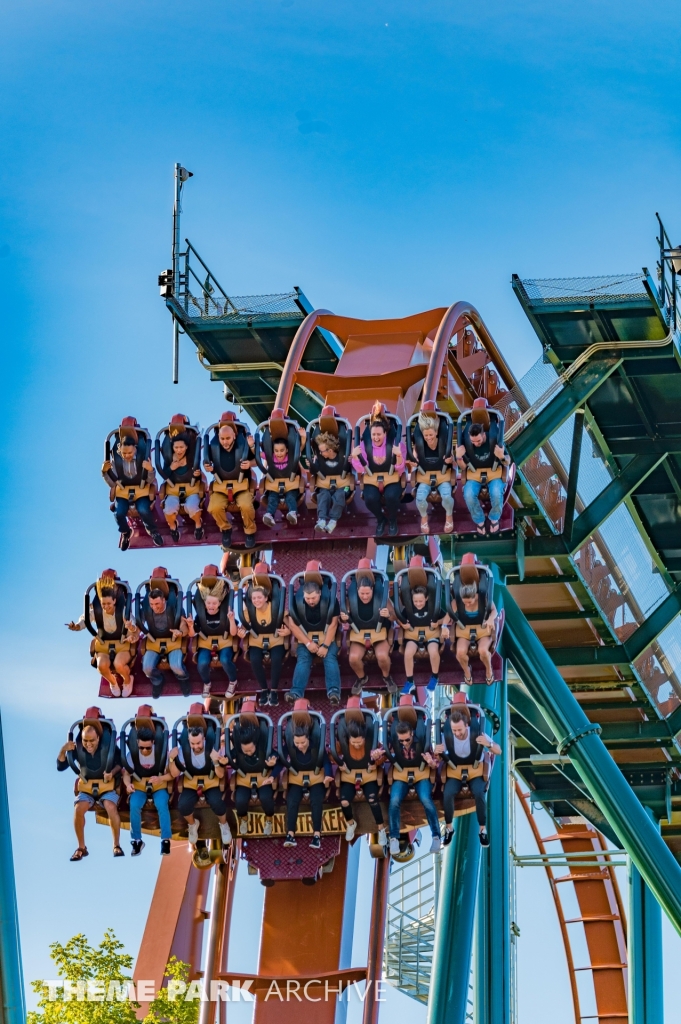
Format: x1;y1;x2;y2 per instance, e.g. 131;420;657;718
234;783;275;818
340;780;383;825
249;644;285;690
363;482;403;523
443;775;487;827
178;785;227;818
286;783;325;834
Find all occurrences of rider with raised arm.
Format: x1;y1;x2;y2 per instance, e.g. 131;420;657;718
67;570;138;698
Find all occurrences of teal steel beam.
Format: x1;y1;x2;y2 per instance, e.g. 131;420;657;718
508;681;555;746
629;810;664;1024
475;672;511;1024
625;588;681;661
548;645;628;666
500;584;681;935
568;453;667;553
508;358;622;467
426;814;481;1024
563;409;585;542
0;715;24;1024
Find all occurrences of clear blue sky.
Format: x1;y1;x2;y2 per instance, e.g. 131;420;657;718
1;0;680;1019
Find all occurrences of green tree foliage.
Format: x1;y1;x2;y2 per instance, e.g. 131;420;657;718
28;932;198;1024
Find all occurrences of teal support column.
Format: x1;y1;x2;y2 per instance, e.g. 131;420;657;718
475;672;511;1024
629;810;664;1024
426;814;481;1024
500;584;681;934
0;714;24;1024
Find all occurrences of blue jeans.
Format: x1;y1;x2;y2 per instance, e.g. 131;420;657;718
196;647;237;685
129;788;172;841
290;640;341;698
389;777;440;840
415;481;454;517
463;478;505;526
266;490;297;515
143;648;189;695
114;495;157;534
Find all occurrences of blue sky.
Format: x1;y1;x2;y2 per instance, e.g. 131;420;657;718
1;0;680;1019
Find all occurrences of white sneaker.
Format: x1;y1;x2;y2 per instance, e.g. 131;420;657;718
315;519;328;531
345;820;357;842
262;512;276;528
109;679;121;698
219;822;232;845
263;819;273;836
430;836;441;854
202;683;211;699
187;822;199;846
326;519;337;534
286;510;298;525
389;838;400;856
378;828;387;846
239;818;249;835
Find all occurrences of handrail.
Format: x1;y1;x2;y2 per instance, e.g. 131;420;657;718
422;302;518;405
273;308;333;413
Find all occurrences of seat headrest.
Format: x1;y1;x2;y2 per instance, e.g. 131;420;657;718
451;692;469;705
459;563;480;586
293;698;310;713
241;699;257;714
269;409;289;440
119;417;139;443
370;400;388;422
82;711;104;736
398;695;415;708
201;564;221;587
169;414;191;436
471;398;490;430
189;702;205;716
355;559;375;586
346;696;362;710
85;706;104;720
149;567;170;597
96;571;120;599
407;566;429;588
220;411;238;424
137;704;154;717
420;401;437;413
135;716;155;732
319;406;339;435
303;560;324;586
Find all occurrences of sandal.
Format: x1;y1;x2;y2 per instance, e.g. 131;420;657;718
70;847;88;862
476;525;487;536
420;517;430;534
485;675;494;685
462;673;473;686
113;845;125;858
444;516;454;534
489;521;500;534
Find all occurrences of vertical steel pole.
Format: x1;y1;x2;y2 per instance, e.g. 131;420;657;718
475;672;511;1024
172;163;181;383
629;810;664;1024
426;813;482;1024
335;840;361;1024
362;854;390;1024
0;714;24;1024
198;861;229;1024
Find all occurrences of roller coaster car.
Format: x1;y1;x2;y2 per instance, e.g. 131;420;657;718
66;707;118;802
119;705;170;797
353;403;404;489
84;569;135;664
393;556;444;656
186;564;236;661
135;567;185;661
406;402;454;499
172;704;223;796
278;701;327;786
340;558;392;655
456;397;515;515
203;412;255;498
103;417;156;504
237;562;287;656
224;700;275;807
305;405;355;500
381;696;432;788
329;697;381;784
253;409;303;501
288;561;339;644
435;693;495;785
445;556;502;656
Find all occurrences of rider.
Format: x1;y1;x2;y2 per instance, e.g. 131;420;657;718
169;707;233;848
255;413;304;529
281;703;333;851
102;419;163;550
286;565;341;705
121;708;173;857
138;570;191;699
237;565;290;708
352;402;406;538
304;407;354;534
341;561;396;696
227;703;278;837
333;699;387;846
400;585;449;694
157;417;206;542
204;414;258;551
456;401;511;536
385;699;441;855
437;703;501;847
448;561;498;686
408;406;455;535
67;570;137;698
187;565;239;700
57;709;123;861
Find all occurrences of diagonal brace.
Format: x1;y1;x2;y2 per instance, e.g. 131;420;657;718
568;452;667;554
509;357;622;467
